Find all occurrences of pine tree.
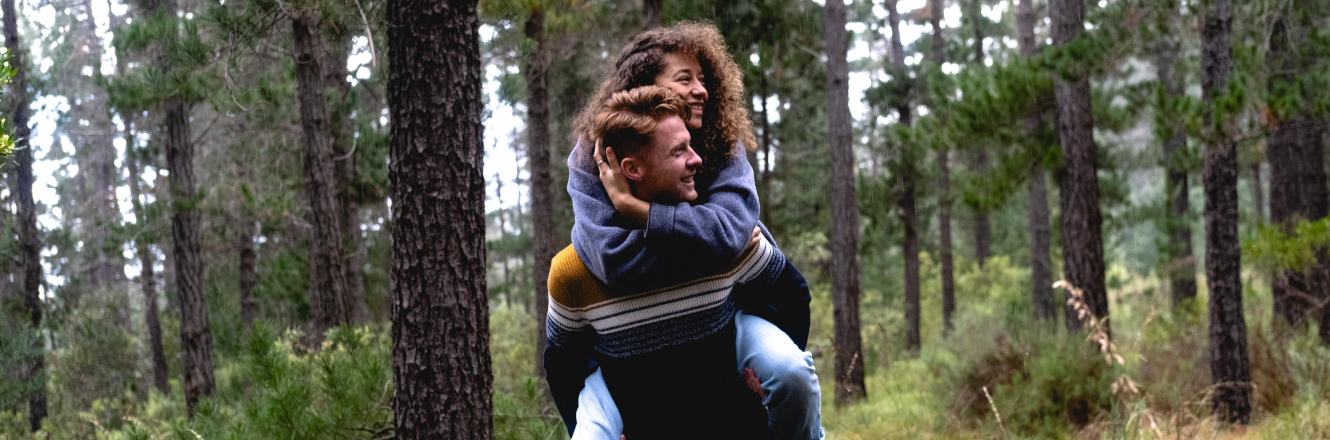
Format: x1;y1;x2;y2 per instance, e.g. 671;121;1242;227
963;0;991;266
1050;0;1108;330
825;0;866;405
930;0;957;336
140;0;217;414
523;5;557;382
1201;0;1251;423
1019;0;1056;322
1266;0;1327;329
388;0;493;437
885;0;921;351
292;1;357;342
4;0;47;428
1153;0;1198;309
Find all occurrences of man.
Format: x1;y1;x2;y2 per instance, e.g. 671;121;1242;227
546;86;819;440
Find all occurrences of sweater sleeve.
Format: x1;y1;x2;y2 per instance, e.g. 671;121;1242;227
568;140;761;287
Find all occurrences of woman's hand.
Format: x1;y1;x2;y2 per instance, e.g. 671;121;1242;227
595;139;651;225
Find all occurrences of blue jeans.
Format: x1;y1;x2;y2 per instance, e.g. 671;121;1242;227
573;310;824;440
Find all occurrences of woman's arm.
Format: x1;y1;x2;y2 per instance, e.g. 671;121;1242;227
568;140;763;287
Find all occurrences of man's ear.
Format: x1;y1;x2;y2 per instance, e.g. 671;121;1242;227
621;157;646;182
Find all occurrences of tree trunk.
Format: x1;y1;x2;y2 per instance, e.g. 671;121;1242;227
1202;0;1251;423
138;0;215;415
1018;0;1055;322
236;165;259;327
323;26;368;323
4;0;47;428
967;0;991;267
643;0;662;30
293;7;355;342
930;0;957;338
1266;6;1328;330
524;9;557;381
1050;0;1107;331
886;0;921;348
125;118;171;395
165;91;215;417
1154;15;1198;309
825;0;867;405
387;0;493;437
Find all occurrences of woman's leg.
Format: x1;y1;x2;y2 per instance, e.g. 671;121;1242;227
735;310;824;440
572;367;623;440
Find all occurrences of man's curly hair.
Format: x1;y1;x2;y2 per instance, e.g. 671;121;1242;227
572;21;756;178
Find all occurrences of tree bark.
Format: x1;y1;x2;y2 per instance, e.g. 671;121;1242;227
1050;0;1107;331
387;0;493;437
930;0;957;338
643;0;662;30
524;8;557;381
1202;0;1251;423
4;0;47;428
293;6;355;342
825;0;866;405
1018;0;1055;322
125;118;171;395
1154;13;1198;308
165;91;215;417
886;0;921;348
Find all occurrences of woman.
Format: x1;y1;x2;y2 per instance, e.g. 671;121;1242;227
547;22;823;440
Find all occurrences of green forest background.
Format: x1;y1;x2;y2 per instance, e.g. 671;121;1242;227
2;0;1330;438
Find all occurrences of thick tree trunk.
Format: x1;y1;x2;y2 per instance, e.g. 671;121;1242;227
930;0;957;336
125;118;171;395
1266;8;1328;330
293;7;355;341
1050;0;1107;331
387;0;493;437
524;9;557;381
4;0;47;428
1018;0;1055;322
1154;23;1198;308
825;0;867;405
886;0;922;347
1202;0;1251;423
643;0;662;30
323;30;369;323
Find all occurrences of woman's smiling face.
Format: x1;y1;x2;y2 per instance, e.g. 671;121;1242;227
654;52;707;130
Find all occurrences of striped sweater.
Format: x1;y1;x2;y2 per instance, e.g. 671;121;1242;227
545;237;795;439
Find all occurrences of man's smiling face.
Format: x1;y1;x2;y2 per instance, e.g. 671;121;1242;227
632;115;701;203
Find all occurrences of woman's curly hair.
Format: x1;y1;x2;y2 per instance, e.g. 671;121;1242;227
572;21;756;178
